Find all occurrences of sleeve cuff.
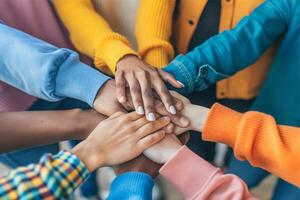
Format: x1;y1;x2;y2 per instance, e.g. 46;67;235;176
143;47;170;68
55;53;111;107
159;146;220;199
107;172;154;200
94;33;139;73
202;103;243;147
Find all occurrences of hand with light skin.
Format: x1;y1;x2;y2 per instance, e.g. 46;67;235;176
71;111;170;172
115;55;184;121
155;91;210;135
144;91;210;164
115;133;190;177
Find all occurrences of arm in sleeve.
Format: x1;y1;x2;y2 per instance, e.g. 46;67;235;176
0;151;89;199
135;0;176;68
160;146;256;200
107;172;154;200
203;103;300;187
163;0;292;94
53;0;138;73
0;22;111;107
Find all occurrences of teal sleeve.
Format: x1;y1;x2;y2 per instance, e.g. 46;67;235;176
164;0;291;94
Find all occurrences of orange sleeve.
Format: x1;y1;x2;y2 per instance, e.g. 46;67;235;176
203;103;300;187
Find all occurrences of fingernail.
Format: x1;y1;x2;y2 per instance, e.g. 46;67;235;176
136;106;145;115
177;81;185;88
180;117;190;127
169;105;177;115
147;112;156;121
118;96;126;103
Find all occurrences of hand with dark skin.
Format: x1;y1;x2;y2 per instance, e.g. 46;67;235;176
115;55;184;121
94;79;190;131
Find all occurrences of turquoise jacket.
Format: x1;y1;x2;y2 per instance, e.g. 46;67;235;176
164;0;300;126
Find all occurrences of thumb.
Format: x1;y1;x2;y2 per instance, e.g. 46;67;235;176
158;69;184;88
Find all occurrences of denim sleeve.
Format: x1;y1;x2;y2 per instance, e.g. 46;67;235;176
164;0;289;94
107;172;154;200
0;23;111;106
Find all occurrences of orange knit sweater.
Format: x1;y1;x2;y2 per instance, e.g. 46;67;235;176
203;104;300;187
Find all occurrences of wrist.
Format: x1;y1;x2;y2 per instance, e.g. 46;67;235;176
185;104;210;132
116;54;139;69
71;141;105;172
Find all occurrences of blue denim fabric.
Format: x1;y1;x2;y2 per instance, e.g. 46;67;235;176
0;22;110;107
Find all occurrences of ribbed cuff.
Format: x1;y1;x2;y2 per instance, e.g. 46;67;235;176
160;146;219;199
107;172;154;200
55;53;111;107
202;103;243;147
143;47;170;68
94;33;139;73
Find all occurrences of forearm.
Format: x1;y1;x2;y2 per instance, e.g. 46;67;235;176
203;103;300;187
160;146;255;200
0;151;89;199
136;0;176;67
53;0;138;72
0;22;110;106
164;0;287;93
0;109;100;153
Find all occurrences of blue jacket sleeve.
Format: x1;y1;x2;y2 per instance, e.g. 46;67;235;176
107;172;154;200
0;22;111;106
164;0;293;94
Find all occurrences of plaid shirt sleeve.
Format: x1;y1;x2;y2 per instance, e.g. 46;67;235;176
0;150;90;200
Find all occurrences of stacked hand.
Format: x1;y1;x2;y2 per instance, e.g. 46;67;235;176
115;55;184;121
72;111;170;172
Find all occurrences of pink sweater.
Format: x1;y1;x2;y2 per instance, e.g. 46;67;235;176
160;146;256;200
0;0;75;111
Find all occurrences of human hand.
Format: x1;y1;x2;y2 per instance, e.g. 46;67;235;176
156;91;210;135
143;134;184;164
114;155;161;178
71;112;170;172
93;79;129;116
115;55;183;121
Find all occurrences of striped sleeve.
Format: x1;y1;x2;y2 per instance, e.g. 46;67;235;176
0;150;89;199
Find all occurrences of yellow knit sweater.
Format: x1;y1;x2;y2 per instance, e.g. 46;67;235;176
53;0;175;74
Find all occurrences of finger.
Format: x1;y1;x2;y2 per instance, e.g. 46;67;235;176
136;72;156;121
115;71;127;103
152;75;177;115
137;130;165;150
125;73;144;115
123;111;144;121
136;116;170;138
158;69;184;88
154;100;190;128
109;111;125;119
164;123;174;134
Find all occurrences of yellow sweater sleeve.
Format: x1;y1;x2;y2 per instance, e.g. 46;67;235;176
203;103;300;187
135;0;176;68
53;0;138;73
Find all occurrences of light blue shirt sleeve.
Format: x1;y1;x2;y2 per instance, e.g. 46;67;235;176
164;0;290;94
0;22;111;107
107;172;154;200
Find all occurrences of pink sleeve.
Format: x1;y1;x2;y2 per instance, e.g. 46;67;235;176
159;146;256;200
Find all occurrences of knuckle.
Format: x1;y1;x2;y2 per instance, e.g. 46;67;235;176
143;89;153;98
